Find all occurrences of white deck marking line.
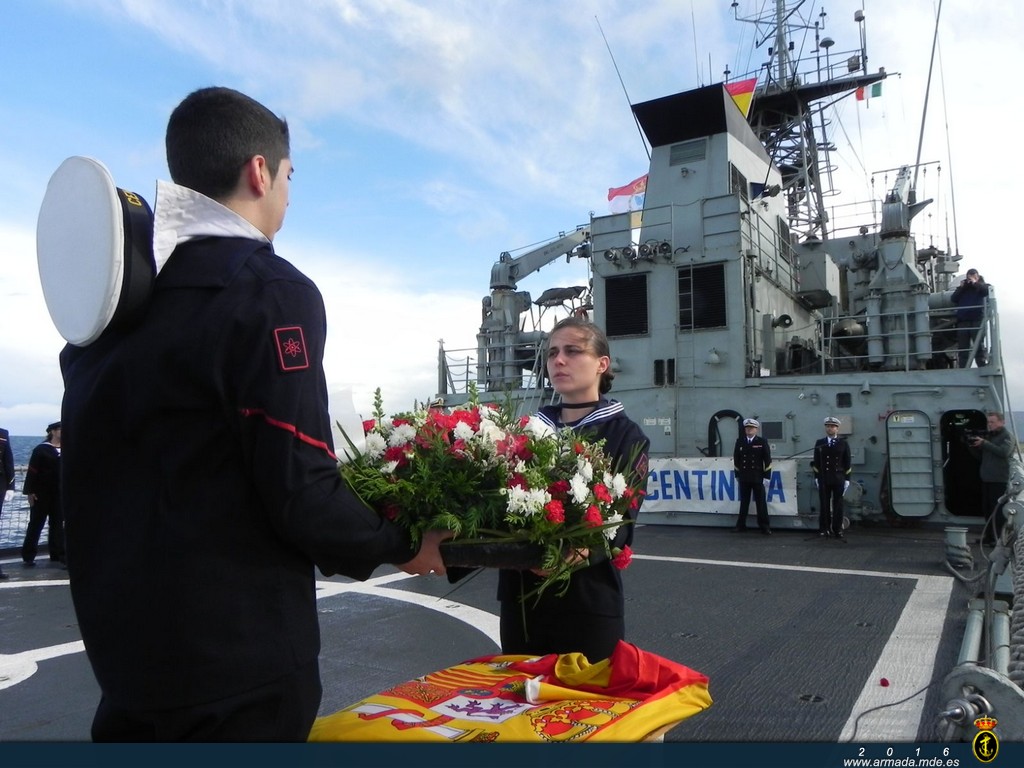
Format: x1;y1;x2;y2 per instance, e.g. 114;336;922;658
316;574;501;647
634;554;954;742
0;640;85;691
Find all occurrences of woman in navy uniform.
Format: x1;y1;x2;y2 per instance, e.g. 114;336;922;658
497;317;650;662
811;416;852;539
21;421;63;566
732;418;773;534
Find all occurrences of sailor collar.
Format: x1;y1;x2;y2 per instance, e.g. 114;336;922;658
538;399;625;430
152;180;269;276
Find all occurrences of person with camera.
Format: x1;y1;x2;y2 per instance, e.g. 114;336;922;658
967;411;1017;545
951;268;990;368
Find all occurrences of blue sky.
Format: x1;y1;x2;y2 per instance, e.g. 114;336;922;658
1;0;1020;436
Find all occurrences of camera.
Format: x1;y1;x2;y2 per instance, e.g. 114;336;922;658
962;429;987;444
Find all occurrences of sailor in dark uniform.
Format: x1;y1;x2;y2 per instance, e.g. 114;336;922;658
57;87;448;742
811;416;852;539
21;421;63;566
733;418;773;534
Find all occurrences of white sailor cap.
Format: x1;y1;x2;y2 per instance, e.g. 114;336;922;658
824;416;841;426
742;418;760;428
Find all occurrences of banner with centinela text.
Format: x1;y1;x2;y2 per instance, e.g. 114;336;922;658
642;457;798;517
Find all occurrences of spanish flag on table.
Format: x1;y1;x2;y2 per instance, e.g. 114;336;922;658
309;641;711;742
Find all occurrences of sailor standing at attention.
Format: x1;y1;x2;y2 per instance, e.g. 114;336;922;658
732;418;773;535
811;416;852;540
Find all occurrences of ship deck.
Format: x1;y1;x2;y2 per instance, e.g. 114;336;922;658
0;524;982;751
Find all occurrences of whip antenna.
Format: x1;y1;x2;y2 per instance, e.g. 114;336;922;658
595;16;650;161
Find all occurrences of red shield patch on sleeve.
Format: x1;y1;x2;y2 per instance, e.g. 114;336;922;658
274;326;310;372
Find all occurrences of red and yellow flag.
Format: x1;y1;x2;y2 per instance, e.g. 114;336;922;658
725;77;758;117
310;641;712;743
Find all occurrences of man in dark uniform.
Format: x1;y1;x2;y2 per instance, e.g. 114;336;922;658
21;421;63;566
811;416;852;539
59;87;448;742
951;268;989;368
733;418;773;534
0;424;14;580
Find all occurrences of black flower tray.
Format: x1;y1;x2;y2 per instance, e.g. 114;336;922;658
439;539;546;570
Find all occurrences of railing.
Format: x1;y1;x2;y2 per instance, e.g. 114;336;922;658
1;467;35;552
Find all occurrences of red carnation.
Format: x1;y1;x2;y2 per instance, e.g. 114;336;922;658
612;545;633;569
362;419;376;434
508;473;528;490
593;483;612;503
547;479;571;499
584;505;603;527
544;500;565;523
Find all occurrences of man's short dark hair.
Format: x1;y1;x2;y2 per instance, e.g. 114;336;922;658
166;87;290;200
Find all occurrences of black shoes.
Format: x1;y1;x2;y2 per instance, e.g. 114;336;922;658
23;561;35;568
761;528;772;536
818;531;830;538
731;526;747;533
0;569;7;581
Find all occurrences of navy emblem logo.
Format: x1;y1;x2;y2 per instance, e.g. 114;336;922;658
274;326;310;372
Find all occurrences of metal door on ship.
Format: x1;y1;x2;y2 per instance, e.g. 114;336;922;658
885;410;936;517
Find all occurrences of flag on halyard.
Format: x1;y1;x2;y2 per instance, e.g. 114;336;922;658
725;77;758;117
856;82;883;101
608;174;647;213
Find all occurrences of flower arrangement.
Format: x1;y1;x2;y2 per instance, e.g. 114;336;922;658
338;388;645;597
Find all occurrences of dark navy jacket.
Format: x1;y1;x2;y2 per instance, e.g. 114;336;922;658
60;236;415;711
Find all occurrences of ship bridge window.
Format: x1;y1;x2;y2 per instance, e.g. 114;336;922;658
730;163;749;202
761;421;783;441
605;273;649;337
678;264;727;330
670;139;706;166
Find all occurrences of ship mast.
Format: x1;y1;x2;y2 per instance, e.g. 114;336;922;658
732;0;884;242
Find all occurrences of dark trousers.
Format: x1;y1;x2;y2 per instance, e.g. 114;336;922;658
22;496;64;563
500;599;624;663
818;482;845;534
956;322;987;368
91;660;322;742
981;481;1006;543
737;480;770;530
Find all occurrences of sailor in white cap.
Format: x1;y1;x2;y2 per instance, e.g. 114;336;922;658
732;418;773;534
811;416;852;539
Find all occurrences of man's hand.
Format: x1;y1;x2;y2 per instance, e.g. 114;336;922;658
397;528;453;576
813;479;818;490
3;490;13;504
843;481;850;494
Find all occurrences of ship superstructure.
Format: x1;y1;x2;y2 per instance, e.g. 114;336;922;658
437;1;1008;532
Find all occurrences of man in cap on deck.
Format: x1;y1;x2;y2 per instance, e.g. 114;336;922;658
732;418;773;534
811;416;852;539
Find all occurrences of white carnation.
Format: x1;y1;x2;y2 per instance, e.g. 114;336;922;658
523;416;555;439
576;458;594;481
364;432;387;459
387;423;417;447
603;511;624;540
570;473;590;504
478;418;506;446
453;421;476;441
604;472;627;498
380;460;399;474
